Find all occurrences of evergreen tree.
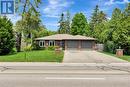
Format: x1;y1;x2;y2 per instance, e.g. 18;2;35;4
91;6;107;39
58;13;66;34
98;11;107;23
70;13;90;35
94;22;107;43
90;5;107;37
109;8;122;40
89;5;99;32
124;3;130;17
65;11;71;34
0;17;15;55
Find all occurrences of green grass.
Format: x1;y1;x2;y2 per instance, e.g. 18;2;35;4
0;50;64;62
102;52;130;62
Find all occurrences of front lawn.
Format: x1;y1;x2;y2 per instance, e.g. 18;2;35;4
0;50;64;62
102;52;130;62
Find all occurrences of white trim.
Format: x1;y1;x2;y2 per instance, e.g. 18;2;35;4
49;40;55;46
39;41;45;47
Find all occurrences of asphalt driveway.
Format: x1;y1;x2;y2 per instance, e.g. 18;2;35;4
63;50;128;63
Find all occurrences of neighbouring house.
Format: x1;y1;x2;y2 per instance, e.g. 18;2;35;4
35;34;96;50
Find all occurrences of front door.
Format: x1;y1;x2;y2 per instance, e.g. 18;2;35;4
59;41;65;50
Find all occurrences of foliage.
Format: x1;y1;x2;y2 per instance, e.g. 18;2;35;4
58;11;71;34
90;4;130;55
104;41;116;53
14;20;23;52
15;0;42;52
15;0;42;15
108;8;122;40
0;17;15;55
89;5;99;33
22;12;41;45
58;13;66;34
14;11;41;52
36;28;57;38
47;46;59;51
81;3;130;55
110;6;130;55
98;11;107;23
70;13;90;35
93;22;108;43
23;45;33;51
90;5;107;36
66;11;71;34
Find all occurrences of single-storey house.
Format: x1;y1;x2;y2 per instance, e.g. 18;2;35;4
35;34;96;50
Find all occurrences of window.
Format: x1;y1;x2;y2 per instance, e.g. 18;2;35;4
49;40;55;46
39;41;45;47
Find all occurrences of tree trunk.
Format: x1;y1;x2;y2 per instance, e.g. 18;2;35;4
16;33;22;52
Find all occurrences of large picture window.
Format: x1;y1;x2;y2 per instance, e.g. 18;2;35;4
39;41;45;47
49;40;55;46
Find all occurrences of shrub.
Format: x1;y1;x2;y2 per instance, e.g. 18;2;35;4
104;41;116;53
32;42;40;50
47;46;55;50
47;46;59;51
24;45;33;51
123;46;130;55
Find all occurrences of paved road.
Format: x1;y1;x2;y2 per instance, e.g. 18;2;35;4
0;63;130;87
0;74;130;87
63;50;128;63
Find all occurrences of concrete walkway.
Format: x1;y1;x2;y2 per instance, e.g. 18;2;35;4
63;50;128;63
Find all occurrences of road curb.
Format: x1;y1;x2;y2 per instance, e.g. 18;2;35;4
0;63;130;66
0;70;129;75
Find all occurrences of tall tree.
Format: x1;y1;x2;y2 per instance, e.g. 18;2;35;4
108;8;122;40
66;11;71;34
0;17;14;55
94;22;108;43
89;5;99;33
114;3;130;54
98;11;107;23
58;13;66;34
22;12;41;45
70;13;90;35
123;3;130;17
15;0;41;52
93;10;107;39
90;5;107;37
14;20;23;51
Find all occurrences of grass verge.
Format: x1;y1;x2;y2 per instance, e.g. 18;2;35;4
102;51;130;62
0;50;64;62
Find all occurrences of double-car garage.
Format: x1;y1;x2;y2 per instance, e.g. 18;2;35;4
66;40;94;50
